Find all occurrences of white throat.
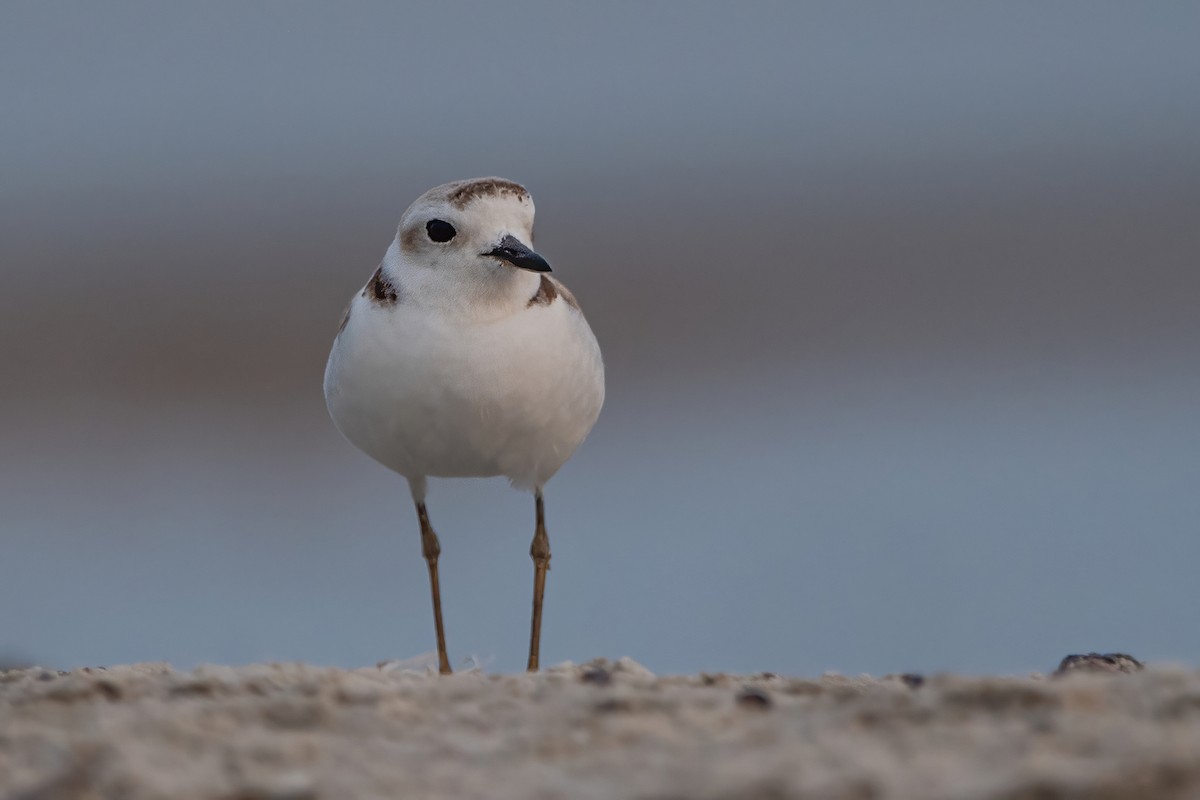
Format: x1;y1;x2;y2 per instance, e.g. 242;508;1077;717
382;239;543;321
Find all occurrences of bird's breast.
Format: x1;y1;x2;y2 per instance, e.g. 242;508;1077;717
325;295;604;485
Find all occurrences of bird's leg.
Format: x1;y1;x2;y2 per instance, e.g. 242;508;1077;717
415;501;452;675
527;489;551;672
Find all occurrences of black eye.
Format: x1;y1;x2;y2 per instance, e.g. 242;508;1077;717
426;219;456;242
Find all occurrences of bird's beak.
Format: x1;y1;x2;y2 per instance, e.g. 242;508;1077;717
485;234;551;273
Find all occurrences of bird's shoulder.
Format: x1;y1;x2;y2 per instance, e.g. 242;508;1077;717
333;264;401;337
527;274;582;312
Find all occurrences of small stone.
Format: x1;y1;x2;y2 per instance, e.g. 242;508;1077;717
736;686;773;709
1053;653;1144;676
580;667;611;686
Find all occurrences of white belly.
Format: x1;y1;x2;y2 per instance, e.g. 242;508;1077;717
324;295;604;489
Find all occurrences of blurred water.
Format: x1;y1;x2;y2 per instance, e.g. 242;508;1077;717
2;2;1198;675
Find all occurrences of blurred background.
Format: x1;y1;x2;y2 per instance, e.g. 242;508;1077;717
2;2;1198;676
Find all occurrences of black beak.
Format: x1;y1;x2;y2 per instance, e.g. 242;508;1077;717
485;234;551;273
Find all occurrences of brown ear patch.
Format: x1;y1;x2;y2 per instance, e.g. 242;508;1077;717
363;265;399;305
399;223;424;254
528;274;558;307
448;178;529;209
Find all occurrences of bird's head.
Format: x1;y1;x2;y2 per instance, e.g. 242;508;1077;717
394;177;550;281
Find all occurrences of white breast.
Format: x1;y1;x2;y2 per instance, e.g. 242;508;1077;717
324;286;604;490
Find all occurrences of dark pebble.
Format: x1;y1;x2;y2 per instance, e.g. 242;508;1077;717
580;667;612;686
1053;652;1144;676
736;686;773;709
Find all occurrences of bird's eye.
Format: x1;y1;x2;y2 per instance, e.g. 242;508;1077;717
426;219;456;242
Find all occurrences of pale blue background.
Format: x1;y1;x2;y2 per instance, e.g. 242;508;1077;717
2;2;1198;676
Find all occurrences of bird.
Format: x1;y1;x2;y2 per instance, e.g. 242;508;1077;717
323;177;605;674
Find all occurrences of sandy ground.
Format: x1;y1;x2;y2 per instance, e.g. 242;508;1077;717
3;656;1199;800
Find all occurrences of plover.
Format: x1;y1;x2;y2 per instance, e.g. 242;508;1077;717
324;178;605;673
